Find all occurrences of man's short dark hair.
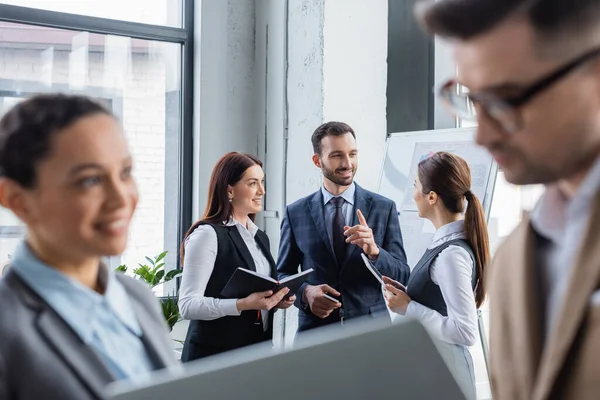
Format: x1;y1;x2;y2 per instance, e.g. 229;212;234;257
416;0;600;42
311;121;356;155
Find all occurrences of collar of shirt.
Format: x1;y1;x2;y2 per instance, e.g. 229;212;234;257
224;217;259;237
321;182;356;206
531;156;600;243
10;241;143;343
429;219;466;248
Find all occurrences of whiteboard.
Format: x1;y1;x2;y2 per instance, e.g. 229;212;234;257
377;128;498;269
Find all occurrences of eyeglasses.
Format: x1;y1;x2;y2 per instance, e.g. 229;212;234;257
440;47;600;134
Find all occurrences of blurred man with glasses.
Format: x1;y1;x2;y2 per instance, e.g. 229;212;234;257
417;0;600;399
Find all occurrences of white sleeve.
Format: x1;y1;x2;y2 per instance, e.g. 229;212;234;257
405;245;478;346
178;225;242;320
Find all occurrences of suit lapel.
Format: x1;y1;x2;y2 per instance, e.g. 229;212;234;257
127;295;176;369
341;184;372;271
37;306;114;399
533;192;600;400
505;218;543;396
228;227;257;271
308;191;337;265
2;270;114;399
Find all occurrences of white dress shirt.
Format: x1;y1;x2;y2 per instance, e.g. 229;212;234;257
405;220;478;346
530;156;600;341
178;217;272;330
12;242;155;381
321;182;355;247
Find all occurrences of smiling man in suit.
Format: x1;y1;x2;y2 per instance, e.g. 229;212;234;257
416;0;600;398
277;121;409;332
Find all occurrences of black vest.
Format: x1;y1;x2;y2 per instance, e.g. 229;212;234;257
181;222;277;361
406;239;477;317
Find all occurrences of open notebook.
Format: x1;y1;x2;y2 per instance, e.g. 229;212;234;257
220;268;313;299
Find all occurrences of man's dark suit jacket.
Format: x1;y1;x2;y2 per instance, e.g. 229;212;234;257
277;183;409;332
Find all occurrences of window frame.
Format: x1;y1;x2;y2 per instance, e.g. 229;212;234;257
0;2;194;279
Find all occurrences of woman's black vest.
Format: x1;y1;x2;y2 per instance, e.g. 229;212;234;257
181;222;276;361
406;239;477;317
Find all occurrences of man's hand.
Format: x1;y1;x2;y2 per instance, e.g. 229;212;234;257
344;209;380;258
304;284;342;318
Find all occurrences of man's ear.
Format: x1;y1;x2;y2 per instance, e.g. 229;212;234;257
312;154;322;168
0;178;31;223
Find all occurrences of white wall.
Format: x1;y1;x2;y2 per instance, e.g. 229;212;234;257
194;0;258;221
284;0;389;205
433;37;456;129
284;0;326;205
323;0;388;191
255;0;288;253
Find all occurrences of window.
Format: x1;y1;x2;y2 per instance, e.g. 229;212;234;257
0;0;183;27
0;2;193;296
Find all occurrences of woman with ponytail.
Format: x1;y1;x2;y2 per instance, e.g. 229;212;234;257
383;151;490;400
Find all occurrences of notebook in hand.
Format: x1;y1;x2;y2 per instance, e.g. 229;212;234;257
361;253;406;291
360;253;384;285
220;268;313;299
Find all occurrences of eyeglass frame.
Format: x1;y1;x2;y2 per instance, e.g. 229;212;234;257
440;46;600;133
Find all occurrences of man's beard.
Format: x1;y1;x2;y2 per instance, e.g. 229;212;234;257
322;164;355;186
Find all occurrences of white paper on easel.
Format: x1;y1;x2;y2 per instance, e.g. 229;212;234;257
399;211;434;269
401;141;494;212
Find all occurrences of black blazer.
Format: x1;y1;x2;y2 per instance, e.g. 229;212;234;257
181;222;277;361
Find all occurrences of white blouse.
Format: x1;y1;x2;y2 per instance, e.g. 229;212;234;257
178;218;271;329
405;220;478;346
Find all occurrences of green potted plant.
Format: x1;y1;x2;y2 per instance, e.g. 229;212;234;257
116;251;182;331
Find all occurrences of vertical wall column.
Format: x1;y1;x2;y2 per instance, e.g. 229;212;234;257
255;0;290;252
322;0;389;191
433;37;456;129
284;0;326;206
284;0;389;208
193;0;258;222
